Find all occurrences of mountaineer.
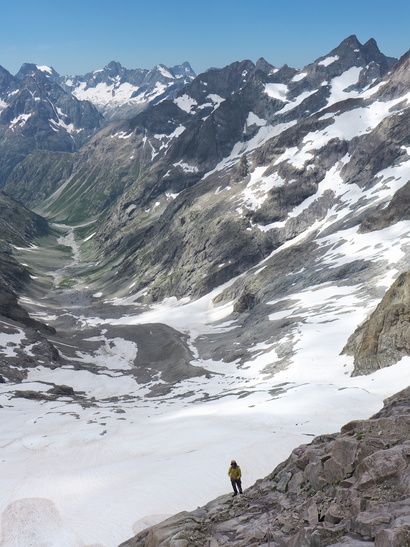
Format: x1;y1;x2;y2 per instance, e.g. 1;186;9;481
228;460;243;496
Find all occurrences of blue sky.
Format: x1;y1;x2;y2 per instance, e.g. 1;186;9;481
2;0;409;76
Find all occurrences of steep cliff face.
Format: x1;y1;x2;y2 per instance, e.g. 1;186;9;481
119;386;410;547
0;191;58;383
343;271;410;375
3;151;75;208
0;189;49;296
0;64;103;187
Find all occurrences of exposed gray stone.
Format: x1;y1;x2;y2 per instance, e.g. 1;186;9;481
118;386;410;547
343;271;410;375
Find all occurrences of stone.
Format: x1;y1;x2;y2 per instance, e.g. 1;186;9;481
275;471;292;492
118;387;410;547
343;271;410;375
353;512;393;538
356;446;409;490
325;503;346;525
306;503;319;525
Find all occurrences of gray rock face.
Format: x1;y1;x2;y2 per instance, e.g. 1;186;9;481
343;271;410;375
118;387;410;547
32;34;399;304
377;49;410;100
0;190;49;297
103;323;208;386
0;192;61;383
0;190;49;246
0;64;103;187
3;150;74;207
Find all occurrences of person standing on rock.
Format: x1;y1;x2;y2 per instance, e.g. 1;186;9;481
228;460;243;496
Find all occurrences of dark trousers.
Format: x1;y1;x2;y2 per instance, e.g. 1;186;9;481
231;478;242;494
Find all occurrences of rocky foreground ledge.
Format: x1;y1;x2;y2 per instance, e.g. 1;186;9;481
119;386;410;547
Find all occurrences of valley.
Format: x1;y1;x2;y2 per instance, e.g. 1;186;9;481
1;211;410;546
0;35;410;546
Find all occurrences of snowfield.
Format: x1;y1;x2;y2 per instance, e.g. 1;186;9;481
1;213;410;546
1;40;410;547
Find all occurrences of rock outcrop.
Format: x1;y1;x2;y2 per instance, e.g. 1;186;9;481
343;271;410;375
0;190;60;382
119;386;410;547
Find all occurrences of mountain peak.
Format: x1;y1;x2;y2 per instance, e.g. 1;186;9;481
362;37;382;57
309;34;397;81
255;57;276;74
15;63;38;80
36;65;60;79
14;63;59;81
105;61;123;74
339;34;361;48
170;62;196;79
364;37;378;48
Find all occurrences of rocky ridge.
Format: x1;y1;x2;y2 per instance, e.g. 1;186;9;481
0;60;196;189
8;35;401;304
343;271;410;375
119;386;410;547
0;63;103;186
59;60;196;120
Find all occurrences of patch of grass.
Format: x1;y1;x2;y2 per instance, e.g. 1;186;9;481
58;277;77;288
55;244;73;254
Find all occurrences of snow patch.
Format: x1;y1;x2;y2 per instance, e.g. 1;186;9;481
276;89;317;115
291;72;308;82
207;94;224;108
174;94;197;113
245;111;266;128
327;66;362;106
264;83;288;101
239;167;285;211
36;65;53;75
9;113;31;130
156;65;174;79
173;161;199;173
110;131;133;139
318;55;339;67
72;81;141;109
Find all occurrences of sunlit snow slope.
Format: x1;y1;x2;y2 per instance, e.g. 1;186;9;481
1;37;410;547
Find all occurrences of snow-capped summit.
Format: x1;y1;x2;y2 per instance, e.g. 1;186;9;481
15;62;60;81
59;60;196;120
